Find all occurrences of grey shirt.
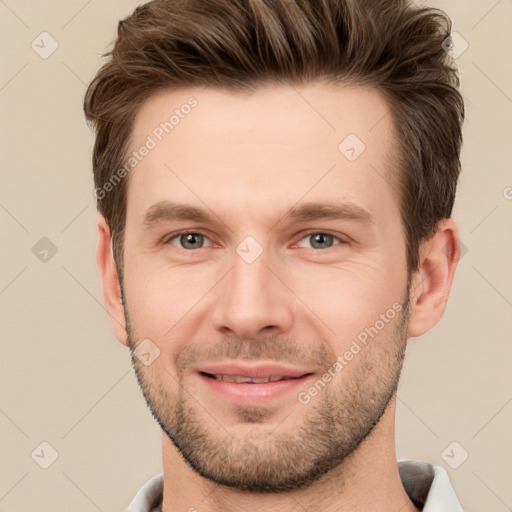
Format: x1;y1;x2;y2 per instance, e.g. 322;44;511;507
126;460;464;511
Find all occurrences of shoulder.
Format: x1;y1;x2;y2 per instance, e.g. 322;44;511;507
398;460;464;511
126;473;164;512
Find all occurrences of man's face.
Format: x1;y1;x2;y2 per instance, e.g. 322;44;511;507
121;83;411;491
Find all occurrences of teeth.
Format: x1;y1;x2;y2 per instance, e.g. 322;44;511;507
212;374;287;383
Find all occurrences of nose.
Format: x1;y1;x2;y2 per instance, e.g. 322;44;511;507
211;247;294;339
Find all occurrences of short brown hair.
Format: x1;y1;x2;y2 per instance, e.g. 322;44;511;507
84;0;464;281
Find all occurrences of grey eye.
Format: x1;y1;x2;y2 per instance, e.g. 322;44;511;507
168;232;211;250
297;233;341;250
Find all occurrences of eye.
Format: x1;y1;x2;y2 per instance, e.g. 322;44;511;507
166;231;213;250
296;232;344;250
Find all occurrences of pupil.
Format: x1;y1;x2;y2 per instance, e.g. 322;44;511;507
312;233;332;249
182;233;202;249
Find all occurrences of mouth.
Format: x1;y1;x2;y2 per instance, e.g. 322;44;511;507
195;363;316;404
200;372;312;384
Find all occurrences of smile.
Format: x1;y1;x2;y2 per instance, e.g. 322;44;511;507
202;373;305;383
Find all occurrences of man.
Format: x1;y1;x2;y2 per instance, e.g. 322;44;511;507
84;0;465;510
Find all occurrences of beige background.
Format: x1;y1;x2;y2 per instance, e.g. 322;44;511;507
1;0;511;510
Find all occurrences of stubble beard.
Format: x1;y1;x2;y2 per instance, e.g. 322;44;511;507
125;291;410;493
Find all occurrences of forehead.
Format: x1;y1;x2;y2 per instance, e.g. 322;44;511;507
126;83;401;226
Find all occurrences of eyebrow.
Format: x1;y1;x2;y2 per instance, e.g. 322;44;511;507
142;201;213;229
283;202;374;225
141;200;374;230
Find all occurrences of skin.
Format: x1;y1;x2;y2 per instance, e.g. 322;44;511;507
96;83;459;512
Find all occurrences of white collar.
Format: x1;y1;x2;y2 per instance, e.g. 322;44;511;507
127;460;463;511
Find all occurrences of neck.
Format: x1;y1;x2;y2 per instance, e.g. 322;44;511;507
160;398;419;512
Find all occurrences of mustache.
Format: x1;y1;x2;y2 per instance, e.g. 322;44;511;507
175;337;333;370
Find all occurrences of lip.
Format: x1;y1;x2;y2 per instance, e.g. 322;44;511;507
196;362;313;380
195;362;316;405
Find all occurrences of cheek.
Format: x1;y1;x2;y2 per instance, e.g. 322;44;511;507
284;260;406;343
123;233;408;346
123;257;215;336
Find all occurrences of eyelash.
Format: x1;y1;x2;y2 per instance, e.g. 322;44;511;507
163;230;348;250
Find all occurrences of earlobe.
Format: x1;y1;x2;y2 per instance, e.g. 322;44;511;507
96;215;129;346
407;218;460;338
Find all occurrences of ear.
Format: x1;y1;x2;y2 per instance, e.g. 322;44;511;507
96;214;129;346
407;218;460;338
